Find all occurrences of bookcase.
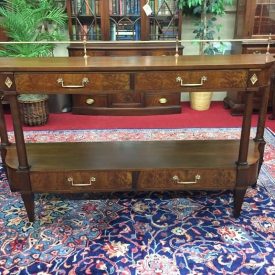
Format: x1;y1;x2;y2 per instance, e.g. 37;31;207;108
67;0;181;42
224;0;275;118
66;0;183;115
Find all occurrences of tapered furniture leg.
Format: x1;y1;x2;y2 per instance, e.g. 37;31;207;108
0;96;10;169
233;188;247;218
255;87;270;173
234;91;254;217
269;73;275;120
21;192;35;222
8;94;33;221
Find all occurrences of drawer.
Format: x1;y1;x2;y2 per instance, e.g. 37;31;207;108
137;169;236;190
145;93;180;107
72;94;108;108
110;92;142;107
30;171;132;192
243;47;275;54
14;73;130;93
135;70;248;91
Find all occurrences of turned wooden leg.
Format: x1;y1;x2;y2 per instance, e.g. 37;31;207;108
255;86;270;173
0;97;10;174
269;73;275;120
233;188;247;218
21;192;35;222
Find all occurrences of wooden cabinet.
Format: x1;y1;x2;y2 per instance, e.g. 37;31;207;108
234;0;275;38
224;0;275;117
0;55;273;221
66;0;183;115
66;0;182;42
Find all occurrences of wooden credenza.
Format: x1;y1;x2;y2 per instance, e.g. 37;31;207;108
224;42;275;118
68;42;183;115
0;54;273;222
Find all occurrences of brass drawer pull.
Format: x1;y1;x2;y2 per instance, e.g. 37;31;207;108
159;98;167;104
172;174;201;185
176;76;207;87
86;98;95;105
67;176;96;186
57;77;89;88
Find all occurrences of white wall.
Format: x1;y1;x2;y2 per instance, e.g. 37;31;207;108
180;2;237;101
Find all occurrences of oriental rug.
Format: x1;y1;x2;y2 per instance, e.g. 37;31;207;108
0;128;274;275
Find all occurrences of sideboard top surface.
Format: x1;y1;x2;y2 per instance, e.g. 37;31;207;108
0;54;273;72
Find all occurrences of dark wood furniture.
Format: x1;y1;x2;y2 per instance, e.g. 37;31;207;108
66;0;183;115
67;41;182;57
0;54;273;222
66;0;182;42
224;0;275;118
68;42;183;115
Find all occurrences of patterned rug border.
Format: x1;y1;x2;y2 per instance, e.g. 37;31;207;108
7;126;274;135
6;126;260;141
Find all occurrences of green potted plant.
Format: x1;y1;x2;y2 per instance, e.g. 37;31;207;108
178;0;233;110
0;0;67;125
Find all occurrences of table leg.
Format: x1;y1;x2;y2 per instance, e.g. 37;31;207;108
255;86;270;172
269;73;275;120
269;94;275;119
237;91;253;166
233;187;247;218
234;91;254;217
0;96;10;166
21;192;35;222
7;94;29;170
7;94;33;221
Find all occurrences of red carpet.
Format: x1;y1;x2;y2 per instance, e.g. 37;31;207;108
4;101;275;132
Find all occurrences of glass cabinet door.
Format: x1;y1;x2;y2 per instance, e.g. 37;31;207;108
109;0;141;41
68;0;102;41
253;0;275;36
149;0;180;40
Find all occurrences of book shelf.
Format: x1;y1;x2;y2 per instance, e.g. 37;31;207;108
66;0;182;41
66;0;183;116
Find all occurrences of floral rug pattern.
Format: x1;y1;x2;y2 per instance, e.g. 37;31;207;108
0;128;274;274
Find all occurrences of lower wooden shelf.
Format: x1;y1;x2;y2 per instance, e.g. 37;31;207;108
6;140;259;194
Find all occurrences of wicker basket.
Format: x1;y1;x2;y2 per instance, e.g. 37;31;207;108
18;94;49;126
190;92;213;111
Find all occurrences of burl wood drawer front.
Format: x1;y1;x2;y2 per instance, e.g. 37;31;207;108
110;92;142;107
145;93;180;107
15;73;130;93
31;171;132;192
135;70;248;91
72;94;108;108
138;169;236;190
